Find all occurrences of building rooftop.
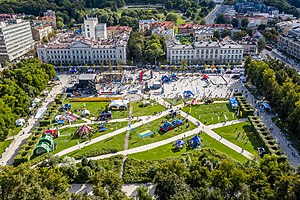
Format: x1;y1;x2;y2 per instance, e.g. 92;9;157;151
37;31;130;49
107;26;132;32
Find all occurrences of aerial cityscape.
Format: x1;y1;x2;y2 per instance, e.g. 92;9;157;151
0;0;300;199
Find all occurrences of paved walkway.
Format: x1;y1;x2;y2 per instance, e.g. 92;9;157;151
0;76;69;166
206;118;248;129
237;84;300;168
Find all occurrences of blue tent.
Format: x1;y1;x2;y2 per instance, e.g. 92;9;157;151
190;135;202;148
229;97;239;110
69;67;77;74
64;104;71;110
161;75;171;83
183;90;194;99
175;140;185;148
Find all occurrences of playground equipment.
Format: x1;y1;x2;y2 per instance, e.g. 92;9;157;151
160;119;184;132
138;130;153;138
187;135;202;148
76;124;93;138
34;134;55;156
97;111;112;121
183;90;194;99
175;140;185;149
109;100;129;110
229;97;239;110
55;112;77;124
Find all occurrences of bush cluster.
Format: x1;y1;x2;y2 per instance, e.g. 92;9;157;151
236;96;254;117
248;116;286;161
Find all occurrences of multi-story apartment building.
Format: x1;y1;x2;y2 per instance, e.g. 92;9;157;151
278;34;300;60
31;25;53;41
107;26;132;39
37;32;128;65
166;40;244;64
0;19;34;63
33;16;57;30
194;28;213;42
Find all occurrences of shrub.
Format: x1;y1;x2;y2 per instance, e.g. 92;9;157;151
71;148;118;160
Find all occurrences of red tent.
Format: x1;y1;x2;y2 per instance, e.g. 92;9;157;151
202;74;208;79
76;124;92;138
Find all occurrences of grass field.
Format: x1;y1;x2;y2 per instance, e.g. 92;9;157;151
53;122;128;153
164;98;192;106
128;116;196;149
65;132;126;158
213;122;263;155
130;133;249;163
8;126;22;137
0;139;13;155
182;103;238;125
132;100;166;117
66;100;129;119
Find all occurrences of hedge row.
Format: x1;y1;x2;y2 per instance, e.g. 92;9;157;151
14;94;66;166
236;96;254;117
70;97;123;102
248;116;286;161
70;148;118;160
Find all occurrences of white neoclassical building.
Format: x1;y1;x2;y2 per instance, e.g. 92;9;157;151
166;40;244;64
37;32;128;65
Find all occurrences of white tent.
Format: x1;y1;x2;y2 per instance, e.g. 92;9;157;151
82;110;91;116
109;100;129;110
32;98;41;104
15;118;25;126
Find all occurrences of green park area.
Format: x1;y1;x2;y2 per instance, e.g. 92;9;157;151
130;133;249;163
182;103;238;125
213;122;263;155
128;116;196;149
53;121;128;153
64;132;126;158
164;98;192;106
132;100;166;116
0;139;13;155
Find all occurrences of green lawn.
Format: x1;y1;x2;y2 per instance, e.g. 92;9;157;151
64;132;126;158
130;133;248;163
8;126;22;137
182;103;238;125
66;100;129;119
128;116;196;149
132;100;166;117
164;98;192;106
0;139;13;155
213;122;263;155
54;122;128;153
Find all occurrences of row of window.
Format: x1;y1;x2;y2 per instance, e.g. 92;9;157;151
45;54;117;59
45;49;117;54
171;54;242;60
171;49;243;55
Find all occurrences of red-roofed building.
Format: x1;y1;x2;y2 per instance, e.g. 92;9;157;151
178;24;194;34
107;26;132;39
33;16;57;29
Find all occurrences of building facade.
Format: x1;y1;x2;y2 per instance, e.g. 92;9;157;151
278;35;300;60
107;26;132;39
82;18;107;40
37;33;128;65
166;41;244;64
0;19;34;63
31;25;53;41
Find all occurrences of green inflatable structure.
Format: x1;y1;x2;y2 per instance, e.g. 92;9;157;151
34;134;55;156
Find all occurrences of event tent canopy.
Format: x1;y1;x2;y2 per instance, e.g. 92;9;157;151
109;100;129;110
15;118;25;126
76;124;92;138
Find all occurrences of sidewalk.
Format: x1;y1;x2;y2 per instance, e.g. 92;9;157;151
0;76;68;166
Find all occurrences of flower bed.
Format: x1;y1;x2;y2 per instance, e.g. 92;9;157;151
70;97;124;102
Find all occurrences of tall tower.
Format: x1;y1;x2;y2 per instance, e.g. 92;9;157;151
82;17;98;39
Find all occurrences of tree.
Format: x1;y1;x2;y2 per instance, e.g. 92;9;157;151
213;30;220;40
258;38;266;52
137;185;152;200
231;18;239;28
200;19;206;25
215;14;228;24
234;31;247;40
166;13;178;23
241;18;249;29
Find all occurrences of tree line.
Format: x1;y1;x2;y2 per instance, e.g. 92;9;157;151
0;58;56;140
244;57;300;137
1;149;300;199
